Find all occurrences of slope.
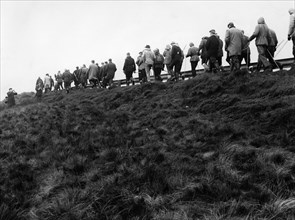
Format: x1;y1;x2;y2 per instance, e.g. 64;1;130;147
1;68;295;219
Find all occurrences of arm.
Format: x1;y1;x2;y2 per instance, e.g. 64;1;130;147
248;25;259;42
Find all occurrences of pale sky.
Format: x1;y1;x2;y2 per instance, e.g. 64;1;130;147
1;0;294;100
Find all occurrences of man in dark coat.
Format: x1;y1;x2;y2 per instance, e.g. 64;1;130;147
73;66;81;88
240;30;251;68
62;69;73;93
199;36;209;67
267;28;283;70
6;88;17;107
102;59;117;88
123;52;136;86
206;29;220;73
35;77;44;101
169;41;184;80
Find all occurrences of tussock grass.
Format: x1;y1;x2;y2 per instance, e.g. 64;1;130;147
1;69;295;218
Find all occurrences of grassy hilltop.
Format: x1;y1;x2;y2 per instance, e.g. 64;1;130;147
1;68;295;219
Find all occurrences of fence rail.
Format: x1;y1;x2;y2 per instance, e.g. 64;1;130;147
112;57;294;86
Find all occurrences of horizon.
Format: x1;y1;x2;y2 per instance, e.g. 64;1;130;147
1;1;294;100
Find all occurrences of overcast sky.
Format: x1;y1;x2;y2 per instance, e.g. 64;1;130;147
1;1;294;100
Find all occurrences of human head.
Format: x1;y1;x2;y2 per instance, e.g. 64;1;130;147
258;17;265;24
241;30;244;34
145;45;150;49
153;48;159;54
209;29;216;35
171;41;176;46
76;66;79;69
91;60;95;64
127;52;130;57
101;62;104;65
108;58;112;62
165;44;171;50
139;51;143;56
189;42;194;47
289;8;294;15
227;22;235;28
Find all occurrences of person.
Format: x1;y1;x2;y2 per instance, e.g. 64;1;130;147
62;69;72;93
96;63;102;86
216;35;225;71
288;8;295;61
186;42;199;77
224;22;243;72
248;17;272;72
73;66;81;88
123;52;136;86
6;88;17;107
206;29;220;73
102;59;117;88
143;45;155;82
49;76;54;91
80;64;88;88
44;73;51;93
199;36;209;71
35;77;44;101
163;44;172;79
267;28;283;70
170;41;184;80
136;51;147;84
240;30;251;68
153;48;164;81
55;71;63;90
88;60;99;88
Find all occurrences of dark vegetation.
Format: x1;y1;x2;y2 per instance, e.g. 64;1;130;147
1;67;295;219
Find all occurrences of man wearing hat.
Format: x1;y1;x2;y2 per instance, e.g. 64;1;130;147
225;22;243;71
205;29;220;73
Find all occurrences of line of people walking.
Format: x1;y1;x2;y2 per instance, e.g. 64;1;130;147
33;11;295;99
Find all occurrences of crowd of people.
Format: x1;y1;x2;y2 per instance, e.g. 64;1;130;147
5;10;295;106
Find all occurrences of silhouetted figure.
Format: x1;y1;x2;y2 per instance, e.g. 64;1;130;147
153;48;164;81
170;41;184;80
240;30;251;68
206;29;220;73
62;69;72;93
123;52;136;86
6;88;17;107
35;77;44;101
102;59;117;88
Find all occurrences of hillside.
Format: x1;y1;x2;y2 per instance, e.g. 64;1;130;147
1;68;295;219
